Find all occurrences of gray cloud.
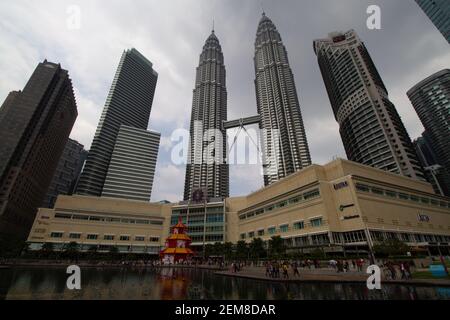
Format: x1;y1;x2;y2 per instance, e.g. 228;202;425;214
0;0;448;202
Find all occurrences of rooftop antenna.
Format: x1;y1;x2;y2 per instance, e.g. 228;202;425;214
261;1;265;15
212;18;214;33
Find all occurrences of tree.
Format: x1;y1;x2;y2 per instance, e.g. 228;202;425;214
373;239;410;257
235;240;248;260
108;246;119;261
213;242;224;257
64;241;79;258
85;245;98;260
223;242;233;261
204;244;214;258
268;236;286;259
249;238;266;260
40;242;54;258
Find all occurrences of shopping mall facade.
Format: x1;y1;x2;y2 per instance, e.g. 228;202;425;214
27;159;450;256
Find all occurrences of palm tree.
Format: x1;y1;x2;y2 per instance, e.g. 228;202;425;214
204;244;214;258
108;246;119;261
250;238;266;260
268;236;286;259
40;242;54;258
223;242;233;261
213;242;224;257
87;245;98;260
235;240;248;260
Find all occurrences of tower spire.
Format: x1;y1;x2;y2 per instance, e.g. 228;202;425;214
212;18;215;33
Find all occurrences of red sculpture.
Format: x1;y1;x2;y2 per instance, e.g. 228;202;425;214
160;216;194;264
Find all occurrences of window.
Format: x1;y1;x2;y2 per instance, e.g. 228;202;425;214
371;187;384;195
420;197;429;204
279;224;289;233
310;218;323;227
277;201;288;208
150;220;163;225
293;221;304;230
257;229;265;236
69;233;81;239
50;232;63;238
268;227;276;235
356;183;370;192
89;216;104;221
399;193;409;200
304;189;320;200
55;213;71;219
240;233;246;240
136;220;149;224
73;215;89;220
206;214;223;223
248;231;255;238
149;237;160;242
120;235;130;241
385;190;397;198
135;236;145;241
87;234;98;240
289;195;302;204
104;235;114;241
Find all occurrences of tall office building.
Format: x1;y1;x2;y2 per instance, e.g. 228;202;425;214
102;125;160;201
408;69;450;196
0;60;77;242
254;13;311;186
76;49;158;196
413;134;448;196
183;30;229;201
43;138;88;208
314;30;425;180
415;0;450;43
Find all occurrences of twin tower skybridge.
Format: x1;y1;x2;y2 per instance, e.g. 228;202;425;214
222;114;262;157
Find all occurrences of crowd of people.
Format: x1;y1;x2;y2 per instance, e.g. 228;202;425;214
382;261;413;280
264;261;301;279
328;258;366;272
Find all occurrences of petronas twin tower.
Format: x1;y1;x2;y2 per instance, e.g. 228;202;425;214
184;13;311;201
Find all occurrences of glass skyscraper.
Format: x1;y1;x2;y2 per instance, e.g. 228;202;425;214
254;13;311;186
76;49;158;196
102;125;160;201
314;30;425;180
183;30;229;201
415;0;450;43
0;60;78;243
408;69;450;196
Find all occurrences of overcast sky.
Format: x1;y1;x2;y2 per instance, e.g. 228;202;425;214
0;0;449;202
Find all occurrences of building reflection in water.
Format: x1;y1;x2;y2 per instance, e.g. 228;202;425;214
0;267;449;300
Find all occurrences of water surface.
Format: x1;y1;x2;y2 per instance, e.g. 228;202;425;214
1;267;449;300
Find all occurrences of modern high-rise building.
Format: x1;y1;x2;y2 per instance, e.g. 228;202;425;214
102;125;160;202
254;13;311;186
314;30;425;181
415;0;450;43
43;138;88;208
76;49;158;196
0;60;78;243
408;69;450;196
413;134;448;196
183;30;229;201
